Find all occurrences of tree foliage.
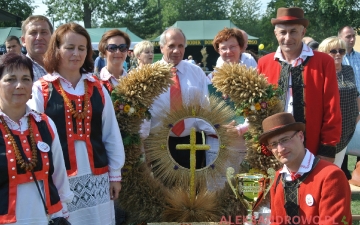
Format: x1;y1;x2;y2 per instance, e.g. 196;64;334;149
44;0;111;28
0;0;34;26
38;0;360;47
230;0;261;39
101;0;161;39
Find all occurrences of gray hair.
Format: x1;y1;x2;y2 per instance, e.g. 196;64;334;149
159;27;187;47
134;40;154;57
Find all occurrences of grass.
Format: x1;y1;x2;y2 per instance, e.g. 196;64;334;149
349;155;360;215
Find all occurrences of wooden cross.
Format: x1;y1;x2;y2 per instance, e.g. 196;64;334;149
176;127;210;204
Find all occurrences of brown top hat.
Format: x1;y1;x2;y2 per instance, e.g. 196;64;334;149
271;7;309;28
350;162;360;186
259;112;305;144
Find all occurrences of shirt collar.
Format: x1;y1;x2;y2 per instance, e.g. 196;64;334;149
280;148;314;175
0;106;42;124
160;58;185;74
274;43;314;67
42;72;96;88
99;67;127;81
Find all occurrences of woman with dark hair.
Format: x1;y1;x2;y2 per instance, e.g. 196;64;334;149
0;53;73;224
27;23;125;225
98;29;131;93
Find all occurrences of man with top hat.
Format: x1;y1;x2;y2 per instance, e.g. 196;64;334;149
259;112;351;225
257;7;341;163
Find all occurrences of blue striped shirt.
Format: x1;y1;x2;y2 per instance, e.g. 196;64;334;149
343;49;360;93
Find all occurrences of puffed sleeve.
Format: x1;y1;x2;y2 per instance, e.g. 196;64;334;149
27;80;45;113
48;117;74;218
101;85;125;181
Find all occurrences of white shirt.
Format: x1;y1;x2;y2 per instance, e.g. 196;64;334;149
0;107;74;224
99;66;128;86
150;60;213;137
280;149;315;181
27;72;125;180
274;44;314;114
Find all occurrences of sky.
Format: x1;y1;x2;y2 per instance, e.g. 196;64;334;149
33;0;272;24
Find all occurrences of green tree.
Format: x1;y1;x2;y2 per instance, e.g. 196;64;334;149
0;0;34;27
44;0;111;28
230;0;262;38
101;0;161;39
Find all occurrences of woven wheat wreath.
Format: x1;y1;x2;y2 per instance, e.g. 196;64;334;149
112;62;281;223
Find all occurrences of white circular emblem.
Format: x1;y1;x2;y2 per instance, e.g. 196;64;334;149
305;194;314;206
37;141;50;152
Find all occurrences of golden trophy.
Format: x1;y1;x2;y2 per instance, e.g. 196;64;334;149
226;167;275;225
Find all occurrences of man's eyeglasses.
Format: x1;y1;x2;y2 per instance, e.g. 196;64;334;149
106;44;128;53
266;131;299;150
329;49;346;55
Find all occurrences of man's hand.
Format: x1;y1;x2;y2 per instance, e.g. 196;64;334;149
318;155;335;163
109;181;121;200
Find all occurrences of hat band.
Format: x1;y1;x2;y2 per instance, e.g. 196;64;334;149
267;125;286;132
277;16;301;20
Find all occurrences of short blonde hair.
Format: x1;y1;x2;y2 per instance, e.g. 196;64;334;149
134;40;154;57
318;36;346;53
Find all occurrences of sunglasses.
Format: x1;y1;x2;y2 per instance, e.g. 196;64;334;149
106;44;128;53
329;49;346;55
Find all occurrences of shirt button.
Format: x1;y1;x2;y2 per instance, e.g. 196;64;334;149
10;159;14;162
7;150;11;153
23;140;26;143
12;176;15;179
26;148;29;152
7;141;11;145
68;122;71;125
44;156;47;159
46;162;49;166
12;167;15;170
36;134;39;137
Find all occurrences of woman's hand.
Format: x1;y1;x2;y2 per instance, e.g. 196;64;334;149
109;181;121;200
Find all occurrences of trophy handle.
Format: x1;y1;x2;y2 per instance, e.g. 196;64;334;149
226;167;239;199
263;168;276;198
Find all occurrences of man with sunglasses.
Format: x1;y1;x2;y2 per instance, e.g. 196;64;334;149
259;112;351;225
258;7;342;163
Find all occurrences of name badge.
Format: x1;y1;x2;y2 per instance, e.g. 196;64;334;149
37;141;50;152
305;194;314;206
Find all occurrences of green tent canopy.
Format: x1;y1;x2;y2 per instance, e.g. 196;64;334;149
151;20;258;46
0;27;22;44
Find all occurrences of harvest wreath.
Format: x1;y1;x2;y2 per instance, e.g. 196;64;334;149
112;62;281;224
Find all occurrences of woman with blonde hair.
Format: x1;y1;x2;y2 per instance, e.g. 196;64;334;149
133;40;154;68
28;22;125;225
318;36;359;172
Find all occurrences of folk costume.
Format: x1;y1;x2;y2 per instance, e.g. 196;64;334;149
28;72;125;225
0;107;73;225
270;150;352;225
259;112;352;225
257;46;342;158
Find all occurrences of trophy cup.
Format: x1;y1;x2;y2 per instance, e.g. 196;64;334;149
226;167;275;225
